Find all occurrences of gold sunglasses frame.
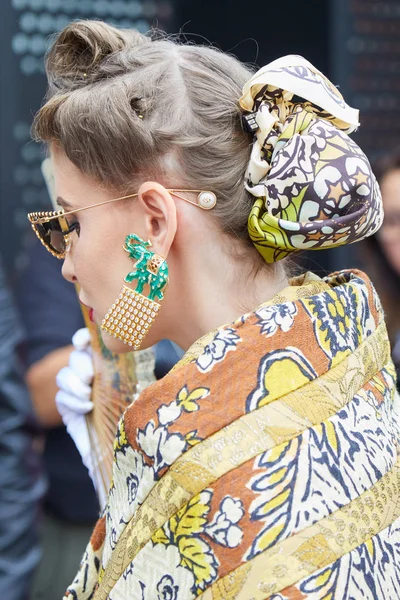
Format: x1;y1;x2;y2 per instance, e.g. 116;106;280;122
27;189;217;259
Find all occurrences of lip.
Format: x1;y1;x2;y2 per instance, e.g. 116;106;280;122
79;299;95;323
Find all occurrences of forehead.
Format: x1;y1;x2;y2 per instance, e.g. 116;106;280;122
50;145;110;209
51;144;83;179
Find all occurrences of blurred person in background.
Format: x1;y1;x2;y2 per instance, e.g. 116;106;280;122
16;236;183;599
27;20;400;599
0;254;45;600
360;150;400;376
16;237;100;600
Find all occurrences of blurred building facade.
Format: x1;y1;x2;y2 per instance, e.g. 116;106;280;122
1;0;399;276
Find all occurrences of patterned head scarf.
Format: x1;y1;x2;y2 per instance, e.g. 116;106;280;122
240;55;383;263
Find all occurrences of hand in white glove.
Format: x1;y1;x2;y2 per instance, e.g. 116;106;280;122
55;328;99;495
56;327;94;421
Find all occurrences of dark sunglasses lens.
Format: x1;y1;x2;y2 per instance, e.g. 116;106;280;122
36;220;66;255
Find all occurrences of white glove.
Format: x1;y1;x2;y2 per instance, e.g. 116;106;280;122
56;328;98;494
56;327;94;419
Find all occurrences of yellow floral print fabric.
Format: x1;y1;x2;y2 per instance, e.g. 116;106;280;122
64;270;400;600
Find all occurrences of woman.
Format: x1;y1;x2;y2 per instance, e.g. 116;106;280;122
28;20;400;600
0;256;45;600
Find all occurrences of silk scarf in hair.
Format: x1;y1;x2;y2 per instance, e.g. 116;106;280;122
64;270;400;600
240;56;384;262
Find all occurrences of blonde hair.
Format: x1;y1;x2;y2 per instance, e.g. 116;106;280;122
32;20;256;244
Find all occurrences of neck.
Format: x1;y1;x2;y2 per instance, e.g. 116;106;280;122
164;244;289;351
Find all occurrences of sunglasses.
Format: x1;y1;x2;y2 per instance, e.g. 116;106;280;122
27;189;217;259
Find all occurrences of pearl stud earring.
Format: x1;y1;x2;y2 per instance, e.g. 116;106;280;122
198;191;217;210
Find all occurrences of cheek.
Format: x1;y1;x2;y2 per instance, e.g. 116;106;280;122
73;229;129;313
73;236;105;293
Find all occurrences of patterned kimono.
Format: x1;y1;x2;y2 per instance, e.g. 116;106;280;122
66;270;400;600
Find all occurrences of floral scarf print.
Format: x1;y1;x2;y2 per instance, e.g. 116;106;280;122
240;56;383;263
65;270;400;600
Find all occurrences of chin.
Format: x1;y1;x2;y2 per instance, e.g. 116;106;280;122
100;330;135;354
100;329;159;354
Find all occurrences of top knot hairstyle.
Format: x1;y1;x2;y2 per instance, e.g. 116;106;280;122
33;20;255;242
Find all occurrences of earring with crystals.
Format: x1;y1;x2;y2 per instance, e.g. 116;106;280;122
100;234;168;349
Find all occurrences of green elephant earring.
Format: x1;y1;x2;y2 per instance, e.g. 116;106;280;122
100;234;169;349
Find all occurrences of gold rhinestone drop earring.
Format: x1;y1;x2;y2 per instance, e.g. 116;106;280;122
100;234;169;349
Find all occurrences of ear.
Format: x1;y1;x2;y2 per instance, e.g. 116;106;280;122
137;182;177;257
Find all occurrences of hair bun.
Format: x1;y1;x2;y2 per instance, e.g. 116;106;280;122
46;20;148;90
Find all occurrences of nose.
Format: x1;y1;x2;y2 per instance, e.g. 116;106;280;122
61;249;77;283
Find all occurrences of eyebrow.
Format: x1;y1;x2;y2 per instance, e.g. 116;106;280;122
56;196;75;211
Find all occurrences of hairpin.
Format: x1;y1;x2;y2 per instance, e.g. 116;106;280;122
242;111;259;133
